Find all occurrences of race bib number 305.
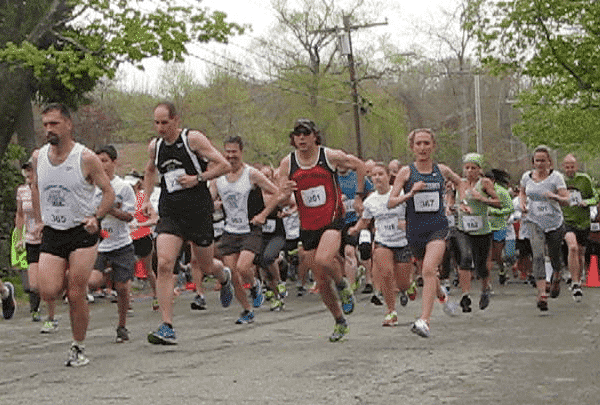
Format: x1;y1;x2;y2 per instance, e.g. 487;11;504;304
301;186;326;208
414;191;440;212
164;169;186;193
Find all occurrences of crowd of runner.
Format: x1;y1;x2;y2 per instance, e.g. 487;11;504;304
3;101;599;367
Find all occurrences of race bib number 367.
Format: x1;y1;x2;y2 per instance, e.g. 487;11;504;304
414;191;440;212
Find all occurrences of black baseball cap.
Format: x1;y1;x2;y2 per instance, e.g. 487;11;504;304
96;145;118;161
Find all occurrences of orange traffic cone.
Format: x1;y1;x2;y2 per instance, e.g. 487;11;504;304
585;255;600;287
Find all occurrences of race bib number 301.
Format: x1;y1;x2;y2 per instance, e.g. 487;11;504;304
414;191;440;212
301;185;326;208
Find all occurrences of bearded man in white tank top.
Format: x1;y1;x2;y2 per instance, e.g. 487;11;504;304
30;103;115;367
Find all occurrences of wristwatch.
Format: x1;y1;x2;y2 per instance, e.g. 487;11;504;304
197;173;205;183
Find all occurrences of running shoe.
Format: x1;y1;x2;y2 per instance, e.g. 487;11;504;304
219;267;234;308
339;283;355;314
250;280;264;308
329;319;349;342
190;294;207;310
439;293;459;317
297;285;306;297
399;291;409;307
370;292;384;306
235;310;255;324
460;295;472;313
2;282;16;320
410;319;430;338
31;311;42;322
276;282;288;298
308;282;319;294
498;270;507;285
550;273;561;298
537;296;548;312
572;284;583;303
361;283;374;294
270;298;284;312
441;279;451;295
406;281;418;301
479;289;491;310
151;298;159;311
65;343;89;367
147;323;177;345
382;311;398;327
265;290;275;302
416;276;424;287
40;319;59;334
87;292;95;303
116;326;129;343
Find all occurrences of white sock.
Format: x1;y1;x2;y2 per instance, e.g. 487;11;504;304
1;285;8;299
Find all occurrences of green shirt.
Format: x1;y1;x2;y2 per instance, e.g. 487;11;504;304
458;179;491;235
488;183;514;231
562;172;597;230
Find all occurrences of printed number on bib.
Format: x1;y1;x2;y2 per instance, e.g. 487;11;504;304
414;191;439;212
531;201;552;216
50;214;67;224
343;198;355;213
164;168;186;193
262;219;276;233
301;185;326;208
569;190;582;207
462;215;483;232
591;222;600;232
377;217;397;238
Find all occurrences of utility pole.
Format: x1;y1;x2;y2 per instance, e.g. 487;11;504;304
313;16;387;158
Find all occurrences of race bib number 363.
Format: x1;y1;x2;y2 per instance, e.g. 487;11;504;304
301;186;326;208
414;191;439;212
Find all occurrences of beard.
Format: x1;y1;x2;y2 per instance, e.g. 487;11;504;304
47;133;59;145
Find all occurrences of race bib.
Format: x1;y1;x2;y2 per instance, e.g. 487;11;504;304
414;191;439;212
462;215;483;232
447;215;456;228
531;201;552;216
164;169;186;193
262;219;276;233
591;222;600;232
343;198;355;213
359;229;372;244
569;190;582;207
301;185;326;208
377;217;397;239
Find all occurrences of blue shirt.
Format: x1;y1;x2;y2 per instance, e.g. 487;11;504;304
338;170;373;224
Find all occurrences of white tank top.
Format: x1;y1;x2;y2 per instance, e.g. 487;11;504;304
216;166;253;234
37;143;96;230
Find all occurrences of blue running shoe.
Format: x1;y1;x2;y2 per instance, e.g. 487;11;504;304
147;323;177;345
338;283;355;315
235;310;255;324
219;267;233;308
250;280;264;308
2;282;16;320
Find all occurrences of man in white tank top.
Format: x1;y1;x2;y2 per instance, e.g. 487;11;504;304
209;136;282;324
30;103;115;367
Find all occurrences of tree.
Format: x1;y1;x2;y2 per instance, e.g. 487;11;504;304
467;0;600;152
0;0;243;157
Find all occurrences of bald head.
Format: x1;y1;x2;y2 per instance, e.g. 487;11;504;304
388;159;400;176
562;153;578;178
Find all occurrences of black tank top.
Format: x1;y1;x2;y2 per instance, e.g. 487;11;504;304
155;130;212;217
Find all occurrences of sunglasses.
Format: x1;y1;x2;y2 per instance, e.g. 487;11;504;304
292;128;312;136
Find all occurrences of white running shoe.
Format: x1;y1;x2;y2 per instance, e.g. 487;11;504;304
411;319;430;338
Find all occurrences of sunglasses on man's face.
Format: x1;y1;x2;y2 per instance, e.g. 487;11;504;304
293;128;312;136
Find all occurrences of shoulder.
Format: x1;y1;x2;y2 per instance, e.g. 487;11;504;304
80;146;100;164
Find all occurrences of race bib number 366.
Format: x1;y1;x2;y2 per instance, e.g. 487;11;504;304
301;186;326;208
414;191;440;212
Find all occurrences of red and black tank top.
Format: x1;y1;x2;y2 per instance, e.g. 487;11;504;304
289;146;344;231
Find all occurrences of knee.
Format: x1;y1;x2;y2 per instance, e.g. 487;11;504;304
156;256;175;275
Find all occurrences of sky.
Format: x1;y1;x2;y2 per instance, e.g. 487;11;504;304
116;0;463;93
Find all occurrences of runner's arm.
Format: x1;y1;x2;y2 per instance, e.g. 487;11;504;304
188;130;232;182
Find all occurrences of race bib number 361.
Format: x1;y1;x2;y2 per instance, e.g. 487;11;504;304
301;185;326;208
414;191;440;212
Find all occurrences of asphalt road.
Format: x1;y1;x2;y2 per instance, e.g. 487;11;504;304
1;279;599;405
